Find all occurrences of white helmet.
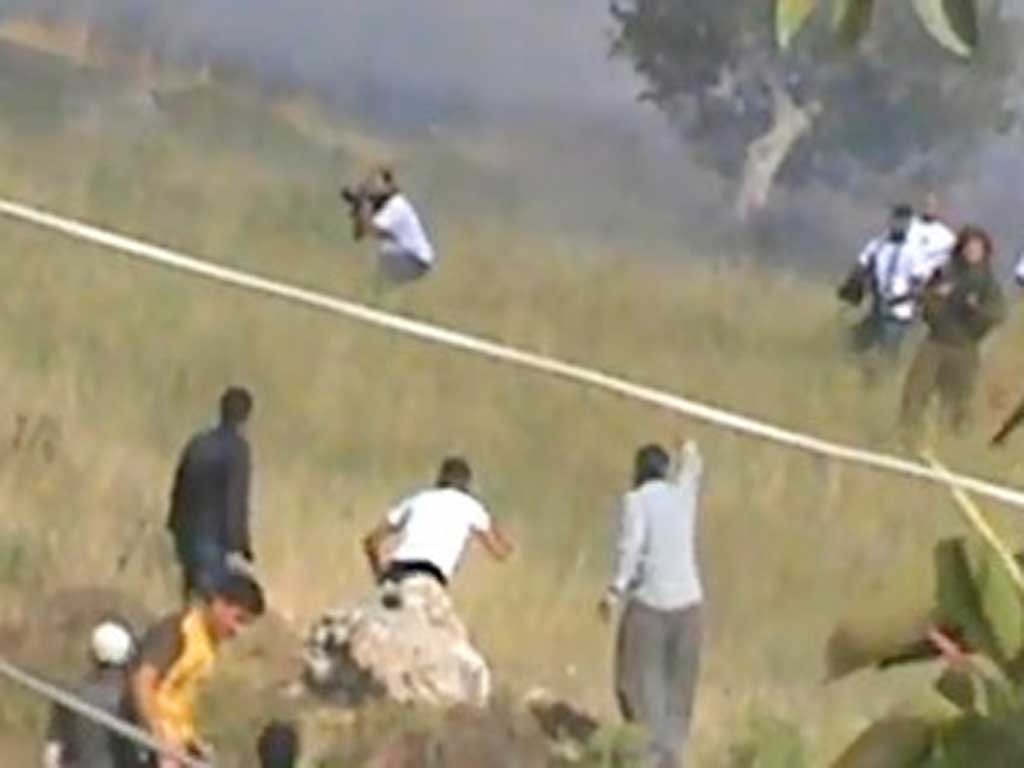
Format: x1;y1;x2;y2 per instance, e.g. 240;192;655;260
90;622;134;667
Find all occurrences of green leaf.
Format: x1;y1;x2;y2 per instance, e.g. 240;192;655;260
938;654;1018;718
934;537;1024;667
831;717;936;768
934;714;1024;765
833;0;875;47
777;0;820;48
964;539;1024;664
935;668;976;713
911;0;979;58
934;538;997;660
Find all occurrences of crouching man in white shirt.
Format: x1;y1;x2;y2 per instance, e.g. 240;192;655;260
362;457;514;591
353;168;436;284
305;458;513;708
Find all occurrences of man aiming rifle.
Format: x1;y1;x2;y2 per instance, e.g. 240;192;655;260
340;168;436;283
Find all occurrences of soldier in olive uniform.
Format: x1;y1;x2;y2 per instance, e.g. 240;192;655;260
900;226;1006;448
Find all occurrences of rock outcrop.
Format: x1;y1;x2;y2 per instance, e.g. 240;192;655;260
304;576;491;708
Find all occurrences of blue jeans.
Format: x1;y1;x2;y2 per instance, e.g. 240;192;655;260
174;536;228;599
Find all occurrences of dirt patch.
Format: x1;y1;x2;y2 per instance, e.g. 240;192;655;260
315;702;555;767
0;731;36;764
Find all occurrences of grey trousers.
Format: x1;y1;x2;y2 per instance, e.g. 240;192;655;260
615;600;702;768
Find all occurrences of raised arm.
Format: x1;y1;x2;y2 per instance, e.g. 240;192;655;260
352;196;371;241
674;440;704;486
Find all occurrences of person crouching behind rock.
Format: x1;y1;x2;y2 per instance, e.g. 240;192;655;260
305;457;515;708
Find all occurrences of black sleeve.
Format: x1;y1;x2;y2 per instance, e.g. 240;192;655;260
167;437;196;532
167;453;187;532
225;438;252;557
45;701;69;745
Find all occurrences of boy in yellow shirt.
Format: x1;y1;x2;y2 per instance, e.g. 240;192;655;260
129;572;265;767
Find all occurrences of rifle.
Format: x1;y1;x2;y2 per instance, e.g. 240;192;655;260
992;392;1024;446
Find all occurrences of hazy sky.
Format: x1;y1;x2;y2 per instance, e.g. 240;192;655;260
210;0;640;111
9;0;647;118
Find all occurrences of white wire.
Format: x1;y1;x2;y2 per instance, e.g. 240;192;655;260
1;197;1023;509
0;657;211;767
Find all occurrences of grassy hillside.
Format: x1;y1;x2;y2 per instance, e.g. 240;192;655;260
2;39;1024;766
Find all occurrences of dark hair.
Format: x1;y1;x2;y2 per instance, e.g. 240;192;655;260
951;225;995;268
258;721;300;768
891;203;914;220
219;386;254;426
633;444;670;488
211;572;266;617
436;456;472;491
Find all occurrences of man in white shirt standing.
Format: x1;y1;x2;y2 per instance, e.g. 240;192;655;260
352;168;436;284
907;192;957;282
839;205;927;377
362;457;513;590
600;441;705;768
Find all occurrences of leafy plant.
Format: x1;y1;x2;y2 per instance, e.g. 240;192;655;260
612;0;1016;219
826;461;1024;766
776;0;979;56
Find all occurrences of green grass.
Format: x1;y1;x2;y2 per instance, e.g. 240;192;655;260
2;38;1024;766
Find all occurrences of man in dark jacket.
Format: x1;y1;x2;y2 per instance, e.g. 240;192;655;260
168;387;254;599
900;227;1005;448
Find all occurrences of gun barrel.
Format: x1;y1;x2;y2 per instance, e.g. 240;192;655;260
992;397;1024;446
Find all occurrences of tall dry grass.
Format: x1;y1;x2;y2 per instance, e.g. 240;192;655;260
3;41;1024;766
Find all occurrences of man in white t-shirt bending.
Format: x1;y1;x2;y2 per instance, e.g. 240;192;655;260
354;168;436;283
362;457;513;589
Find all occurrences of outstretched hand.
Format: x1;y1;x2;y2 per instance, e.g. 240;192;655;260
598;590;619;624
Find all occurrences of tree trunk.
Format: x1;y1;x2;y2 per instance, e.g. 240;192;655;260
736;77;821;221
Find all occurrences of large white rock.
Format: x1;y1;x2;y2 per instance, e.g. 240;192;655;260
304;577;491;708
